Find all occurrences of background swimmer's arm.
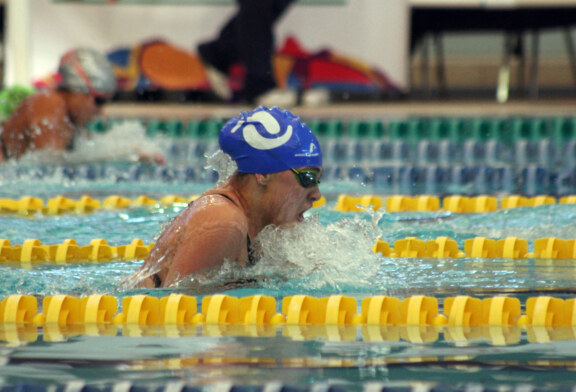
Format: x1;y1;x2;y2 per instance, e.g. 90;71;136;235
134;147;166;164
65;122;166;164
162;202;248;286
25;96;74;151
4;93;73;157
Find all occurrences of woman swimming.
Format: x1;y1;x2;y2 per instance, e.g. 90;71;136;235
133;106;323;288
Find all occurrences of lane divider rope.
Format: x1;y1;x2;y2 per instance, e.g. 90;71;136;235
3;236;576;264
0;294;574;343
0;294;572;327
0;238;153;263
1;194;576;216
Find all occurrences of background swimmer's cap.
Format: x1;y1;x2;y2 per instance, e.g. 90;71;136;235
58;48;117;98
219;106;322;174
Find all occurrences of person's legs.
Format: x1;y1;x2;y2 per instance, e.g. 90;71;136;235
198;0;295;103
236;0;295;102
197;16;239;75
197;8;242;101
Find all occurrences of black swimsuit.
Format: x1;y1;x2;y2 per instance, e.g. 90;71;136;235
151;193;256;288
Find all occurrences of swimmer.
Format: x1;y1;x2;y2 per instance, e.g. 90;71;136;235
0;48;164;163
134;106;322;288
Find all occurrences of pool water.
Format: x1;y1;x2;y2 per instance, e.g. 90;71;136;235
2;194;576;299
3;326;576;389
1;182;576;390
1;120;576;390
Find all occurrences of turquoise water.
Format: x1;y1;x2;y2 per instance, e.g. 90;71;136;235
2;183;576;299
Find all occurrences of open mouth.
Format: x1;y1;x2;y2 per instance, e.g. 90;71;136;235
297;205;312;222
298;207;311;222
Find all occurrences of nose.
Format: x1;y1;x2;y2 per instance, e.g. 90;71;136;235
309;185;322;202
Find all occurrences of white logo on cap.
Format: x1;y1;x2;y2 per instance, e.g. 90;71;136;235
230;111;292;150
294;142;320;158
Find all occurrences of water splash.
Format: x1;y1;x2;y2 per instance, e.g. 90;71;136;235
16;120;164;165
204;149;237;186
168;213;388;295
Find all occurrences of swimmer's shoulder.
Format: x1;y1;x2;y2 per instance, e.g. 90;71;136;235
20;90;62;106
13;90;67;121
196;189;243;209
31;91;67;112
189;190;248;225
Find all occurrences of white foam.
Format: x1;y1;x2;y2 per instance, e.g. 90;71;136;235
179;213;387;293
17;120;165;165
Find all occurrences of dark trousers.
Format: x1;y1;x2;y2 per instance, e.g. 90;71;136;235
198;0;295;101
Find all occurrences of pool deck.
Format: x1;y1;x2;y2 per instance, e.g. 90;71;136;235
103;98;576;120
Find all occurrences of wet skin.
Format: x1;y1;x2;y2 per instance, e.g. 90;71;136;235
137;167;322;288
1;90;102;161
0;89;165;164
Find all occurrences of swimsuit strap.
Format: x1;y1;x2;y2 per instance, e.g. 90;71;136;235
212;192;236;204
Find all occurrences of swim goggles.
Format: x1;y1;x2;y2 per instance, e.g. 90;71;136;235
93;96;108;107
291;168;321;188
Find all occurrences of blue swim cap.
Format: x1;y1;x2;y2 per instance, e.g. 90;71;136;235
219;106;322;174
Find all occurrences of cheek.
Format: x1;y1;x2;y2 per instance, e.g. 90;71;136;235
274;187;306;217
73;102;98;124
278;185;300;203
83;100;99;115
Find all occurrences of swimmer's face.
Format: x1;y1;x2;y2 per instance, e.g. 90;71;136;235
66;92;102;126
263;167;322;226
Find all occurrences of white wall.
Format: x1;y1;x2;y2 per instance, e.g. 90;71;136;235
6;0;408;90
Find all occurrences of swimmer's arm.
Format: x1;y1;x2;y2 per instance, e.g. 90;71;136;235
162;206;248;286
24;96;74;151
134;147;166;164
163;227;246;286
